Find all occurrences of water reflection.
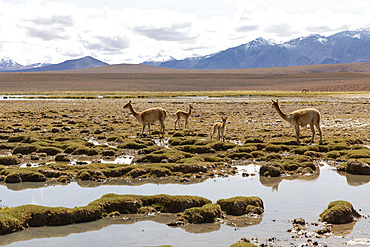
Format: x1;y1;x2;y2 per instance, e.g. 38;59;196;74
338;172;370;186
76;177;208;188
2;180;63;191
0;214;263;246
0;176;208;191
259;176;283;191
2;163;369;193
259;169;320;191
0;215;176;246
179;223;221;234
330;221;357;237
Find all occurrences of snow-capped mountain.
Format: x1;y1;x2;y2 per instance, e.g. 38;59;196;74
0;58;52;71
142;53;175;66
0;57;23;70
148;28;370;69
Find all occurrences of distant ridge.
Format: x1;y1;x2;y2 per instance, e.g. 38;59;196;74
0;62;368;92
68;61;370;74
1;56;108;72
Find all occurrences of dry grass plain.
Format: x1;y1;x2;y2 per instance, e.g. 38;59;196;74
0;62;369;92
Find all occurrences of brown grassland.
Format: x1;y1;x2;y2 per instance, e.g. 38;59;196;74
0;62;369;92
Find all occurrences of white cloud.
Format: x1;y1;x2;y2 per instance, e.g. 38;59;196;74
134;23;196;41
0;0;369;65
31;15;74;26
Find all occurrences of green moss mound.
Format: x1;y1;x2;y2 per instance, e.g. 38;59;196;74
177;204;222;224
138;148;191;163
344;160;370;175
0;194;211;235
0;159;232;183
319;200;361;224
259;163;285;177
1;169;47;183
118;139;154;149
217;196;264;216
230;241;258;247
0;156;20;166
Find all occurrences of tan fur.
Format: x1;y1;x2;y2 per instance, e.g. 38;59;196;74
174;104;193;129
271;99;322;145
123;100;167;138
210;117;227;141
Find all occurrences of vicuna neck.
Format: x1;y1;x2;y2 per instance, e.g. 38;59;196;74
188;107;192;115
128;104;140;120
273;104;289;121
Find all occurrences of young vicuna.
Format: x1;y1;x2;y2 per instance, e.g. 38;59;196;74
174;104;193;129
211;117;228;141
271;99;322;145
123;100;167;138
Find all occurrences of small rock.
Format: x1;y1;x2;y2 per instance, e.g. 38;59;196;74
51;128;60;133
293;218;306;226
166;221;186;226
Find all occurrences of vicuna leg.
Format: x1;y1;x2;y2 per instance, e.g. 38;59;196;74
211;125;217;139
316;123;323;144
295;126;300;145
142;124;146;137
220;129;225;141
184;118;188;129
160;121;165;138
174;117;180;130
309;122;315;144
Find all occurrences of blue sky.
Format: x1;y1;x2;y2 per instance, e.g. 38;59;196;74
1;0;369;65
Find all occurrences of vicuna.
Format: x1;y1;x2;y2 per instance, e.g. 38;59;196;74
210;116;228;141
271;99;322;145
174;104;193;129
123;100;167;138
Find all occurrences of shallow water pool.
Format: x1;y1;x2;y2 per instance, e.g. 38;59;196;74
0;164;369;246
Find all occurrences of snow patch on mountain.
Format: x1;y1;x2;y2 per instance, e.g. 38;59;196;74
0;57;23;68
143;53;175;66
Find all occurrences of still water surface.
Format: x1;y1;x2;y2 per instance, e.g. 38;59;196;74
0;164;369;246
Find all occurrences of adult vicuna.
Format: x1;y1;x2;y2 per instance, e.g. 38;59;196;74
174;104;193;129
210;117;228;141
123;100;167;138
271;99;322;145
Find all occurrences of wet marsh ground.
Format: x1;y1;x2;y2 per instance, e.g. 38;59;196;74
0;92;369;247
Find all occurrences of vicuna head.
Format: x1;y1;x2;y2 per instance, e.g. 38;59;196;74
221;116;228;123
123;100;132;109
271;99;279;108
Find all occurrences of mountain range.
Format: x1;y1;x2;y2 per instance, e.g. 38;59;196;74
1;28;370;72
144;28;370;69
0;56;108;72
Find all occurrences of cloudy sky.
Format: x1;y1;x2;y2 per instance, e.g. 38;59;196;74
1;0;369;65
